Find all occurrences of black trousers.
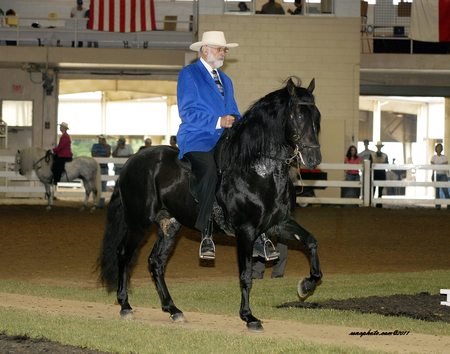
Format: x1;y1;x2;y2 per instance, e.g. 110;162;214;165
185;132;227;233
53;156;72;184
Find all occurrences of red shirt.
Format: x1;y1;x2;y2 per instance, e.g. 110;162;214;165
53;132;72;157
345;156;362;174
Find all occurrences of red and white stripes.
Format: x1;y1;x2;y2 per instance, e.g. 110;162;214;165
87;0;156;33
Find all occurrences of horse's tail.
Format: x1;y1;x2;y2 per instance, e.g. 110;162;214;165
94;160;102;202
98;183;126;292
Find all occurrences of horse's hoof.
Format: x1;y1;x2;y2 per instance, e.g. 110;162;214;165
298;278;313;298
247;321;264;333
170;312;187;323
120;309;135;320
45;206;52;211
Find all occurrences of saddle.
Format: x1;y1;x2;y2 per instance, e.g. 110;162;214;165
176;155;234;236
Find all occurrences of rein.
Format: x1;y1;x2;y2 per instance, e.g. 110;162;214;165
33;150;52;170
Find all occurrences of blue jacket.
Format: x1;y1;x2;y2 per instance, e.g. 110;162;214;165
177;59;241;159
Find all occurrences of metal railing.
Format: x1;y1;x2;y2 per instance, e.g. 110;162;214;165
0;16;195;49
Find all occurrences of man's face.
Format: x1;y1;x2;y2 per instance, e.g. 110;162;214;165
99;138;105;145
202;46;226;69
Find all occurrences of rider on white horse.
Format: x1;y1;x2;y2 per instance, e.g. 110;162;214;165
52;122;73;184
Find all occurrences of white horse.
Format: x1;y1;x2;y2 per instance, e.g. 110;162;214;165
15;147;102;211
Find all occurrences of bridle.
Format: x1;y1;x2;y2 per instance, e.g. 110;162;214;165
287;99;321;192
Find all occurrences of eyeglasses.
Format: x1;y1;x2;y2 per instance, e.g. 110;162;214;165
208;46;229;54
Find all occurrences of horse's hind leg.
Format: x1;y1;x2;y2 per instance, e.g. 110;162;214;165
149;212;185;323
116;226;148;320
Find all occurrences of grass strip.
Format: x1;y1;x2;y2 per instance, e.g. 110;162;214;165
0;307;394;354
1;270;449;336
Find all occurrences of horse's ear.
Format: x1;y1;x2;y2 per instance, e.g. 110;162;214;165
287;78;296;97
17;150;20;154
307;78;315;93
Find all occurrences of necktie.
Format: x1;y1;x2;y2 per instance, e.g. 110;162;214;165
212;70;224;97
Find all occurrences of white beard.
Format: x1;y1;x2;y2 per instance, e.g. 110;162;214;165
207;51;224;69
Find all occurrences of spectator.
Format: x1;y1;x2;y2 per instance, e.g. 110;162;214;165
260;0;285;14
287;0;303;15
91;134;111;208
238;2;250;12
139;137;152;151
113;137;133;175
5;9;18;45
70;0;86;47
169;135;177;148
358;139;374;161
341;145;362;204
369;141;388;208
344;145;362;182
430;143;450;210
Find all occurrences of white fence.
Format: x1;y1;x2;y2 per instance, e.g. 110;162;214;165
294;160;450;208
0;156;122;200
1;155;449;207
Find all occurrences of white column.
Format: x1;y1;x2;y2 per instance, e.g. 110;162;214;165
372;100;381;143
101;91;107;135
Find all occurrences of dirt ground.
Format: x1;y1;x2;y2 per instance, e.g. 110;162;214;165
1;202;450;353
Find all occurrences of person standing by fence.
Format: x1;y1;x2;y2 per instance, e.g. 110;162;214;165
431;143;450;210
342;145;362;203
369;141;388;208
91;135;110;208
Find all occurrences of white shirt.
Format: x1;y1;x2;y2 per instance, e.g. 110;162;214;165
431;154;448;175
200;58;223;129
71;6;86;18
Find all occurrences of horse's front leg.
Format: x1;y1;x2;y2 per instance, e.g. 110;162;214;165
235;230;264;332
270;218;322;297
149;215;186;323
45;183;53;211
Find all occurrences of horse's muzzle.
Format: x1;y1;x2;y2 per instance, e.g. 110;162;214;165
302;148;322;171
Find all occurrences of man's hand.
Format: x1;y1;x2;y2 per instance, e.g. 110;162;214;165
220;115;235;128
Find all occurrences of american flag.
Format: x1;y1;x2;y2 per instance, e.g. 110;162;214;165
409;0;450;42
87;0;156;33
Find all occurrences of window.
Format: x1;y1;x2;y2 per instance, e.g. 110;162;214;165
1;100;33;127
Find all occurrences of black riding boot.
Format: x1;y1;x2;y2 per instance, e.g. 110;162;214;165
199;215;215;260
253;233;280;261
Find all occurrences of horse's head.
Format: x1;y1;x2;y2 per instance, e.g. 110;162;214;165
286;78;322;170
15;150;24;176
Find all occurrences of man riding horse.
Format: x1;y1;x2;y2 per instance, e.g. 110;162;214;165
176;31;279;260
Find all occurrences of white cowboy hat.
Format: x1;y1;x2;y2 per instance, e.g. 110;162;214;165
59;122;69;129
189;31;239;52
375;141;384;147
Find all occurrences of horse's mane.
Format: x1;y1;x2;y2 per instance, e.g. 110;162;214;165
222;78;310;171
16;147;52;178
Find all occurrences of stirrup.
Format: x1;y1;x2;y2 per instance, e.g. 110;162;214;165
262;238;280;261
199;237;215;260
252;234;280;261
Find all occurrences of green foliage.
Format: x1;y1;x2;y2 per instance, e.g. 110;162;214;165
71;139;97;158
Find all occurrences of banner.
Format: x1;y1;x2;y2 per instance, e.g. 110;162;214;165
87;0;156;33
409;0;450;42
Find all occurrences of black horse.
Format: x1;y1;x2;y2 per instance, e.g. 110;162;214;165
98;78;323;332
